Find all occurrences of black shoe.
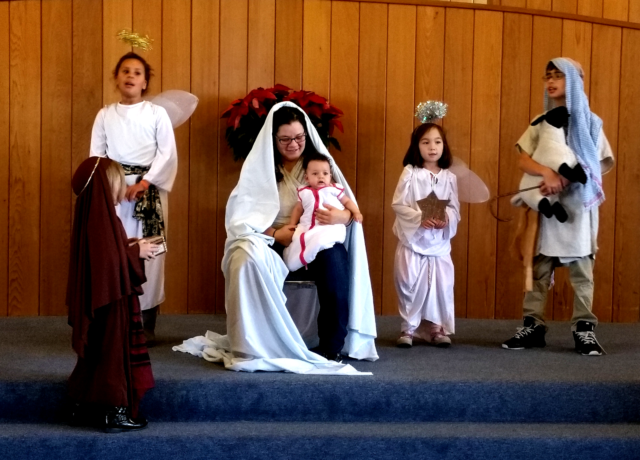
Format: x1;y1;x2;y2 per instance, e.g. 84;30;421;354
104;406;148;433
551;202;568;223
67;402;88;427
502;317;547;350
573;321;604;356
538;198;554;218
321;352;344;362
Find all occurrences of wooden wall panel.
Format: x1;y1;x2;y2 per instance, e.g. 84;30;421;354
9;1;41;316
502;0;526;7
613;28;640;322
103;0;132;105
132;0;162;96
467;10;503;319
552;0;577;13
443;8;474;318
603;0;628;21
0;2;9;317
275;0;303;89
72;0;102;172
495;13;532;320
529;16;562;319
589;24;621;322
415;6;445;118
357;2;387;314
577;0;602;18
216;0;248;313
528;0;551;10
382;4;416;316
303;0;331;95
189;0;220;314
329;1;359;188
41;0;72;316
631;1;640;23
248;0;275;90
162;0;191;314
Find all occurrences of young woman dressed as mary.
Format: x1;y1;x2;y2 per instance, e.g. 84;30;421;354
174;102;378;374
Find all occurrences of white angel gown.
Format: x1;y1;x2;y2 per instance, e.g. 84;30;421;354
392;165;460;336
90;101;178;311
283;184;347;272
173;102;378;374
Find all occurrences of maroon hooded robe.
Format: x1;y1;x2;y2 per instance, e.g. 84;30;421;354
67;157;154;416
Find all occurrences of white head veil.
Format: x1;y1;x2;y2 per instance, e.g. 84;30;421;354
223;101;378;363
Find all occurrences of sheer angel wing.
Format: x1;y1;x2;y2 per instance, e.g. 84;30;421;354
149;90;199;128
450;157;490;203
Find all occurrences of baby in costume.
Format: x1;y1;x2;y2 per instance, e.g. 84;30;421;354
283;151;363;272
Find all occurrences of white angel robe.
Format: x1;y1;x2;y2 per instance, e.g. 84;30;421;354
90;101;178;311
392;166;460;336
173;102;377;374
283;184;347;272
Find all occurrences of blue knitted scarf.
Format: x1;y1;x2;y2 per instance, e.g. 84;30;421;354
544;57;604;209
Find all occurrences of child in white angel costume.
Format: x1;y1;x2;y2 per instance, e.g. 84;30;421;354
283;152;363;272
90;52;178;345
392;122;460;348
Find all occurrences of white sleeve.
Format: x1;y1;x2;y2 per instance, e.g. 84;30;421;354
89;109;108;158
598;128;615;175
443;173;461;241
391;166;423;244
143;105;178;192
515;119;540;156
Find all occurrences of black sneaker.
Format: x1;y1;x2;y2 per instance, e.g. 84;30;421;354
573;321;604;356
502;317;547;350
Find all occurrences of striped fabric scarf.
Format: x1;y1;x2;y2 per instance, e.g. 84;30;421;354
544;57;604;209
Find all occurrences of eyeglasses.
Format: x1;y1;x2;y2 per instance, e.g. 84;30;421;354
275;133;306;146
542;72;565;82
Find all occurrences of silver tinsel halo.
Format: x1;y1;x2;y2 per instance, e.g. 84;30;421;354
415;101;448;124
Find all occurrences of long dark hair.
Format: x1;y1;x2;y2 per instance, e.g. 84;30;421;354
402;123;452;169
113;52;153;95
272;106;322;182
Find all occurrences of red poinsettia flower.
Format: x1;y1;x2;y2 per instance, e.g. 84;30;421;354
266;84;291;98
328;118;344;136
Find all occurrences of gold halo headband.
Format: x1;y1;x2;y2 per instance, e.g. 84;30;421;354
79;157;101;196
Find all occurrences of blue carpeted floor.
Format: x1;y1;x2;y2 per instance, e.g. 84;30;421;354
1;315;640;459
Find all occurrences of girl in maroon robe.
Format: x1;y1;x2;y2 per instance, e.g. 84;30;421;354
67;157;158;433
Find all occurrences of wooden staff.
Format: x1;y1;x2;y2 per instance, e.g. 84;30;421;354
490;185;541;222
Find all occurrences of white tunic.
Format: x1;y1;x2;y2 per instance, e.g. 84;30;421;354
90;101;178;310
516;118;614;260
391;166;460;335
283;184;347;271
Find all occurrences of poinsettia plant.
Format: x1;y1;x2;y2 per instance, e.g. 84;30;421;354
221;84;344;161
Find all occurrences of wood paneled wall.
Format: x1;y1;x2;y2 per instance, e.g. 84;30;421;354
494;0;640;23
3;0;640;322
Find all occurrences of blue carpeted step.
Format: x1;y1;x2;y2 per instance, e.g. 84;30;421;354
2;378;640;424
2;422;640;460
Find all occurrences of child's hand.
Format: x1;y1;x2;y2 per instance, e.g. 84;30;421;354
138;240;160;260
422;217;447;229
422;218;437;229
125;182;147;201
432;217;447;229
353;212;363;223
540;169;565;196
